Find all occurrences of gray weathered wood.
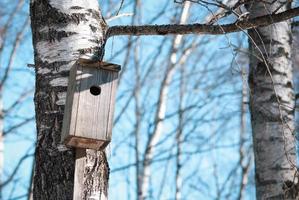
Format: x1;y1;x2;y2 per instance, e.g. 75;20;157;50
62;59;120;150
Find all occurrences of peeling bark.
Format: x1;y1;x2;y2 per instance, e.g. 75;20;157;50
246;1;298;199
30;0;109;199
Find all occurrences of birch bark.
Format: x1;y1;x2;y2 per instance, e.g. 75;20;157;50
246;1;298;199
175;63;185;200
30;1;109;199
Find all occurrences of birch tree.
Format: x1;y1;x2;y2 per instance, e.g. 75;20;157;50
140;3;191;199
246;1;298;199
30;0;109;199
28;0;299;199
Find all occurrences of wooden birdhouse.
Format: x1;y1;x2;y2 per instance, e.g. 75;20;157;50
61;58;120;150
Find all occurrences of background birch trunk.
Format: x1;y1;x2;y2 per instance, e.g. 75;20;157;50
237;66;252;200
30;0;109;199
246;1;298;199
175;61;185;200
140;3;191;199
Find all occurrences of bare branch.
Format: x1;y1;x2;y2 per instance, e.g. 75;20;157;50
107;7;299;37
106;13;133;22
0;16;29;90
3;116;34;136
0;150;34;188
0;0;24;54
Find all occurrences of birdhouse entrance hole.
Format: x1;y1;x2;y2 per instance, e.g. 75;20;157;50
90;85;101;96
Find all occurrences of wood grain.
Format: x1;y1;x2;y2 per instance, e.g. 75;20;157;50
73;149;85;200
62;61;120;150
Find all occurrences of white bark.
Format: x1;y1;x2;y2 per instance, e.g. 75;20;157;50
246;1;298;199
175;62;185;200
30;0;109;199
237;67;250;200
205;0;239;24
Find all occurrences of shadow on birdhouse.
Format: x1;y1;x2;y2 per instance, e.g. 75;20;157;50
61;58;121;150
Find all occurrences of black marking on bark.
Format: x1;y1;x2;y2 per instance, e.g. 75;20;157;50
38;29;77;42
257;86;273;94
252;29;283;46
274;47;289;58
282;180;299;199
31;0;88;32
251;103;281;121
78;48;94;55
87;8;104;24
36;60;73;74
268;94;281;103
256;62;271;76
70;6;83;10
255;173;279;185
289;29;293;44
271;165;296;170
286;81;293;90
269;136;284;142
89;25;97;32
88;39;100;43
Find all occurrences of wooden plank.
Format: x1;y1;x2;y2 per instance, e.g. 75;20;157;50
106;72;118;140
75;67;113;140
64;136;109;150
61;63;81;143
78;58;121;72
62;61;120;150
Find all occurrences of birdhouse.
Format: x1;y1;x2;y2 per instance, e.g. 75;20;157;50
61;58;120;150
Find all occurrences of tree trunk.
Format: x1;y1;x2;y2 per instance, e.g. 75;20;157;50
246;1;298;199
175;63;185;200
30;1;109;199
237;67;251;200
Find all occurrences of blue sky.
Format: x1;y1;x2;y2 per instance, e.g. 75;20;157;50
1;1;257;199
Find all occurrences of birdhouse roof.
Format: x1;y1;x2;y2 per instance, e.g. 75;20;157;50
78;58;121;72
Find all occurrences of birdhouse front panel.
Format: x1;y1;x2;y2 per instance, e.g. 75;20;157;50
62;59;120;150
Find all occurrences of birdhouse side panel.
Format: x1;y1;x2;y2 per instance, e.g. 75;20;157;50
61;63;81;142
106;72;119;140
